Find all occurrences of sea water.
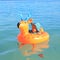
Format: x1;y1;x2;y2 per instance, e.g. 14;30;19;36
0;0;60;60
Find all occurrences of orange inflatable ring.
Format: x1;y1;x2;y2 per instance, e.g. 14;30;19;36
17;18;49;50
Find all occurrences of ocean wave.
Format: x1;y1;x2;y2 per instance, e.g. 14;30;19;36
0;48;17;55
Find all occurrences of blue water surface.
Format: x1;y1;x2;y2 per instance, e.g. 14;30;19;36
0;0;60;60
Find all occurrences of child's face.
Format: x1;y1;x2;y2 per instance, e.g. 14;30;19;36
33;29;36;32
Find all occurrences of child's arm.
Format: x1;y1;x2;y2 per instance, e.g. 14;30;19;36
40;27;44;33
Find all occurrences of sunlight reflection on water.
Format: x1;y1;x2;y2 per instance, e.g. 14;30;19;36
18;40;49;56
